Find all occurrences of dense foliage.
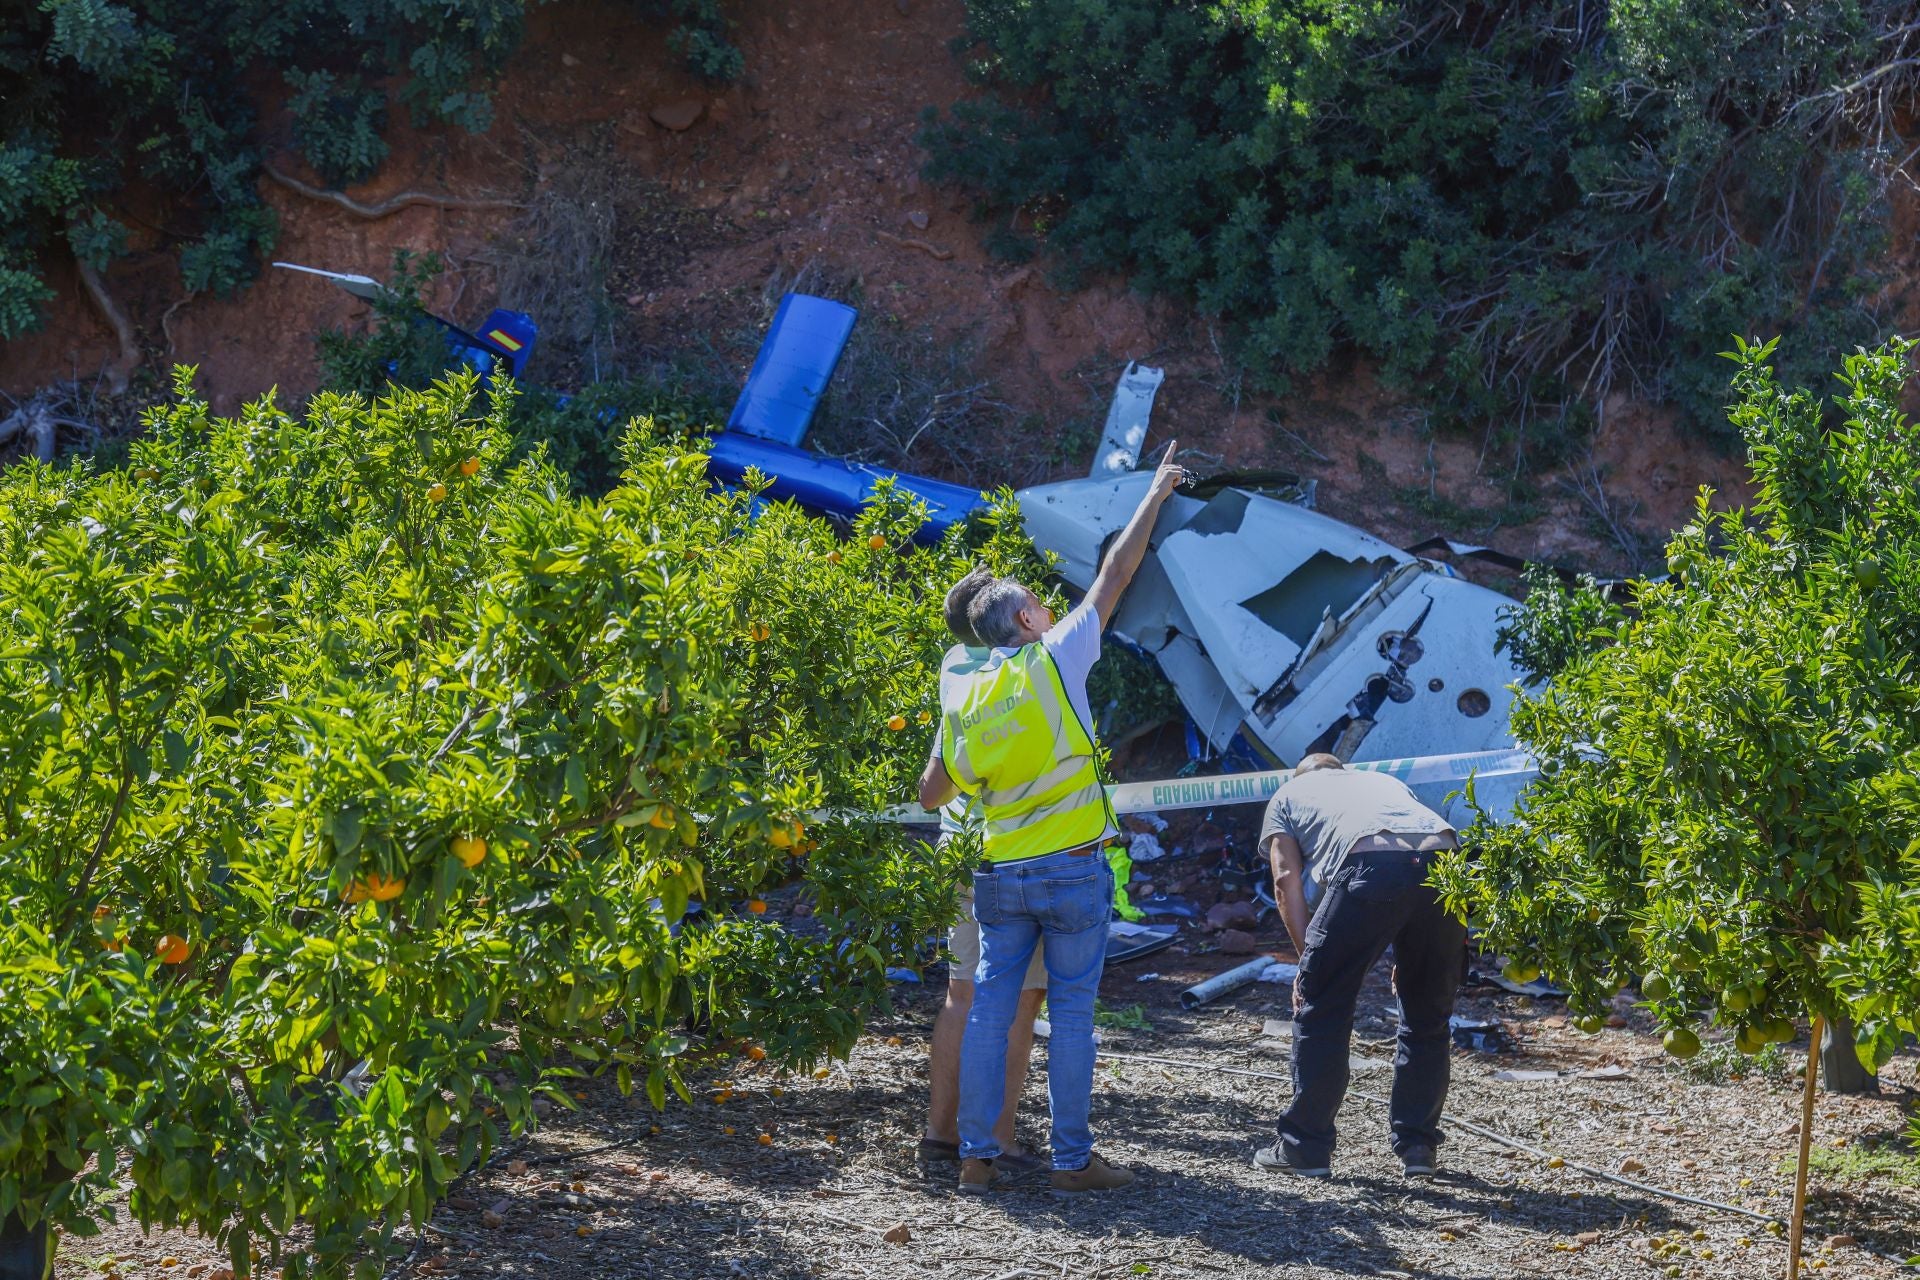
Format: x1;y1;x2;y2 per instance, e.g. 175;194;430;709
923;0;1920;453
0;370;1030;1275
0;0;738;343
1435;338;1920;1069
1494;564;1627;688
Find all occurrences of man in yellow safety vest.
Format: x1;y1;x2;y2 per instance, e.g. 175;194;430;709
919;569;1049;1174
919;441;1186;1196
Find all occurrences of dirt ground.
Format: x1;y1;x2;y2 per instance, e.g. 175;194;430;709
63;876;1920;1280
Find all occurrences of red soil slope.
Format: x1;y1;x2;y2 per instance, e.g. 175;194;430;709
0;0;1758;573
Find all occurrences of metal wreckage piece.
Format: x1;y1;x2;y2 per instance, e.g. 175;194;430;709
1017;362;1532;826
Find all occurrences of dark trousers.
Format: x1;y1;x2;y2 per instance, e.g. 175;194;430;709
1277;850;1466;1164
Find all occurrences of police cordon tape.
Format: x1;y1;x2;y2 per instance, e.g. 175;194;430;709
878;746;1540;825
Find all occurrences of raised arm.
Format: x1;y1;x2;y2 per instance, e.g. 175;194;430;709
1083;440;1185;628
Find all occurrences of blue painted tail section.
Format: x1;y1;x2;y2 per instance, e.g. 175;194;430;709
727;294;857;446
706;433;986;542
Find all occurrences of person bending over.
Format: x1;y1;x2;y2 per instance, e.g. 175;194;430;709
1255;754;1465;1180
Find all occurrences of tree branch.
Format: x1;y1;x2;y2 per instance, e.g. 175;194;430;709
263;164;526;219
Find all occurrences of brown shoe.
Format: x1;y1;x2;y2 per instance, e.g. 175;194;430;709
958;1157;999;1195
1049;1152;1136;1195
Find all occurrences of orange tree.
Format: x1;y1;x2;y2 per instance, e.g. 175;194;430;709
1434;337;1920;1071
0;370;1030;1276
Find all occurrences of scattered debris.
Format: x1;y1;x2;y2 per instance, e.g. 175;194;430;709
1450;1016;1516;1054
1477;967;1569;998
1181;955;1281;1009
1131;893;1199;919
1126;830;1167;863
1492;1065;1631;1083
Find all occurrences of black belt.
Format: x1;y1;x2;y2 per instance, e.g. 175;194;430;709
1348;833;1457;856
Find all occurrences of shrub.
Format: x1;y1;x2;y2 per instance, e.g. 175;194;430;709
1434;337;1920;1077
1494;564;1628;688
0;367;1033;1276
923;1;1917;453
0;1;742;339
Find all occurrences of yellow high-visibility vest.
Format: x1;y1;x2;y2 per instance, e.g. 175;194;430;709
938;641;1113;863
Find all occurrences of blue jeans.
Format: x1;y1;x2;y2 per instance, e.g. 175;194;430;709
957;849;1113;1171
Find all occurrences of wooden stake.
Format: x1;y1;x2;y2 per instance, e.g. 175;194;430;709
1788;1015;1823;1280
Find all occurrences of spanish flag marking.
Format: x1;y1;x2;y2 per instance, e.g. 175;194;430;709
486;329;524;352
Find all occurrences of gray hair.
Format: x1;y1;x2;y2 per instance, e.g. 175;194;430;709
1293;752;1345;775
943;565;994;646
968;577;1031;649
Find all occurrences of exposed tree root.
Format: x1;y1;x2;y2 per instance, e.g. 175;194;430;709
0;393;95;464
263;164;526;219
160;293;195;360
74;255;141;396
875;229;954;261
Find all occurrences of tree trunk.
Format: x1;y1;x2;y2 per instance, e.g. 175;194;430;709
1821;1012;1878;1095
0;1209;50;1280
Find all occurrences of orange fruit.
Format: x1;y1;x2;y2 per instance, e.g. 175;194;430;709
757;1134;772;1146
427;483;448;503
824;1133;838;1145
451;836;488;868
346;873;406;903
886;715;907;731
575;1226;592;1238
747;899;767;914
459;456;482;478
133;467;161;481
723;1126;735;1136
648;805;675;830
916;709;931;724
155;935;190;965
825;550;842;564
748;622;772;642
92;905;112;922
768;824;795;850
867;534;887;550
746;1045;767;1061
